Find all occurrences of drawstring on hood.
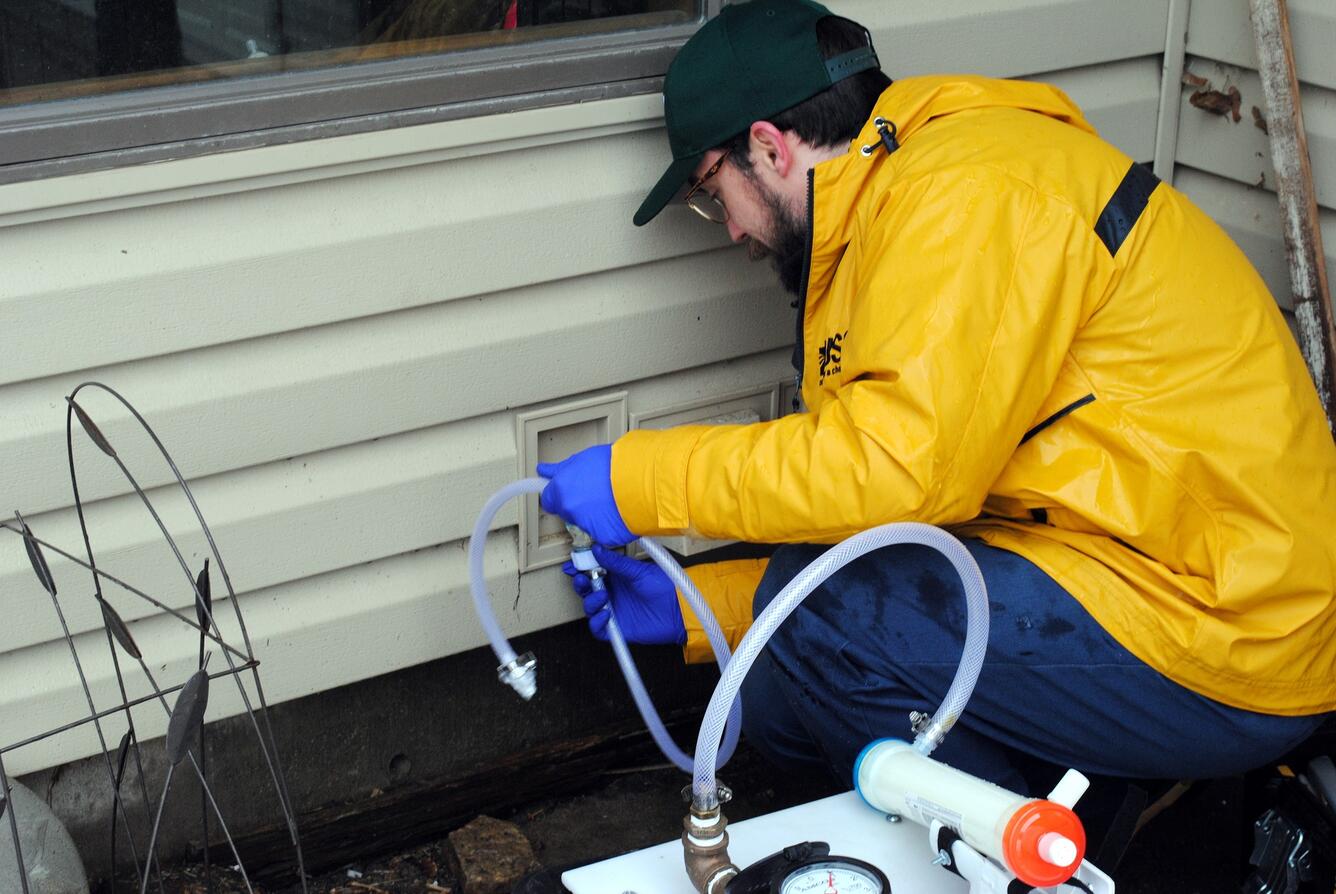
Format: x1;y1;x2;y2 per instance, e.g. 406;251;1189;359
862;117;899;156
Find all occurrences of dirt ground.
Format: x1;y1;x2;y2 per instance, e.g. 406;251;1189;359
101;840;455;894
100;740;1260;894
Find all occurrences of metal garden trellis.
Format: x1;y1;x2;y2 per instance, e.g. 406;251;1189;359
1;383;308;894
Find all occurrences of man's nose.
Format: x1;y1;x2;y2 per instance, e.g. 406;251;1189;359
726;219;746;243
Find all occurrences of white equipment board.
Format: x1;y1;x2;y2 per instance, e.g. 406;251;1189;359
562;791;970;894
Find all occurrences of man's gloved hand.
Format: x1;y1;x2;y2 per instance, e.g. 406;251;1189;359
537;444;636;547
563;545;686;646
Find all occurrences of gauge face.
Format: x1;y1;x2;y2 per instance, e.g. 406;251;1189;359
779;860;887;894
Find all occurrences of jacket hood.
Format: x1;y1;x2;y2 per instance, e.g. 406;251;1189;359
859;74;1094;150
805;75;1098;300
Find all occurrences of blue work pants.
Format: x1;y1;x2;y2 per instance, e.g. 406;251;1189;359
738;540;1324;794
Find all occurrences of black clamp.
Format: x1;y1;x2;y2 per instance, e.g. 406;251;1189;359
725;841;830;894
932;825;964;878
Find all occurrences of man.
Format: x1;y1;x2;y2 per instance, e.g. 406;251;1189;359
537;0;1336;798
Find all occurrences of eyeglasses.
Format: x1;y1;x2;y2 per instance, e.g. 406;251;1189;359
683;149;731;223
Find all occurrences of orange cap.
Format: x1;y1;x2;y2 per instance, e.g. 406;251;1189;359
1001;799;1086;888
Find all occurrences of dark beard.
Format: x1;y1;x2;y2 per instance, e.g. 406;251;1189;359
754;182;809;296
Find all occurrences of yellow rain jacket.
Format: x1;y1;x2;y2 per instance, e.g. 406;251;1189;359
612;75;1336;716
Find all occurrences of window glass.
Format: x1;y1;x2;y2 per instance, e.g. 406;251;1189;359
0;0;696;107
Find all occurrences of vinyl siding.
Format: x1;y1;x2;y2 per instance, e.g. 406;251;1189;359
2;0;1175;774
1169;0;1336;314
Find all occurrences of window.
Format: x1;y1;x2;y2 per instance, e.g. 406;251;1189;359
0;0;708;181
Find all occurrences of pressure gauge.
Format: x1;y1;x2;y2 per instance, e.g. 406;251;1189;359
726;842;890;894
778;857;889;894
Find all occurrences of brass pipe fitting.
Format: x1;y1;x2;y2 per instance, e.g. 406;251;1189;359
682;805;739;894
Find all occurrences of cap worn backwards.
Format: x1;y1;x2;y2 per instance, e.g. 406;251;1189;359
632;0;879;226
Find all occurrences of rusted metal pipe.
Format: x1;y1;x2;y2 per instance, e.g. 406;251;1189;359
682;806;739;894
1248;0;1336;435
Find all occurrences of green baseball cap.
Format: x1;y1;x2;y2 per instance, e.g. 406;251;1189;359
633;0;879;226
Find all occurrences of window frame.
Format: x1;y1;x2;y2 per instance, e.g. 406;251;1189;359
0;1;721;184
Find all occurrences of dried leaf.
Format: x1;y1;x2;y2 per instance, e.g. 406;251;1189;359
17;515;56;597
67;397;117;458
1190;85;1242;122
195;560;212;632
101;601;142;659
114;730;134;791
166;669;210;766
1252;105;1269;134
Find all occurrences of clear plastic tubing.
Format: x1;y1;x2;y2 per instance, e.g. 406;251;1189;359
469;478;549;672
689;522;990;810
468;478;741;773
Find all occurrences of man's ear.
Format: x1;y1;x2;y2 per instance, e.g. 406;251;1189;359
748;121;794;178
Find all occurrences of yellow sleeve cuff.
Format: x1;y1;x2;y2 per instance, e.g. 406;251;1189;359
611;426;712;535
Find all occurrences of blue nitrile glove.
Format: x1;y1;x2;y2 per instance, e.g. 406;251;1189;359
537;444;636;547
562;545;686;646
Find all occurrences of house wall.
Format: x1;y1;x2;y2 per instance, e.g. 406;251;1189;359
0;0;1206;789
1166;0;1335;321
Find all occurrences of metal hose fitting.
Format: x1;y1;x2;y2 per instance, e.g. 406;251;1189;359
682;805;738;894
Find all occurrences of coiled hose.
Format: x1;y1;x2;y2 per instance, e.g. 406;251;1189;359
688;522;989;809
468;481;988;803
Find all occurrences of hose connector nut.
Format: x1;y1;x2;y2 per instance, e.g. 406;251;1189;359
498;651;538;701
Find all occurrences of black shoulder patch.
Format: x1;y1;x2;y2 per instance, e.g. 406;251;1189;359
1094;162;1160;257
